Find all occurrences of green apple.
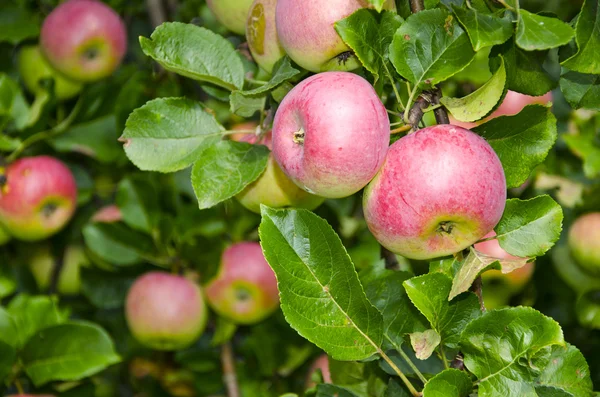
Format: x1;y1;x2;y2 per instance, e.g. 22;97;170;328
246;0;285;73
29;245;89;295
206;0;254;35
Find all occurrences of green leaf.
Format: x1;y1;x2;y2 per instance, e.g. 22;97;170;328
403;273;481;349
561;0;600;74
21;322;121;386
0;135;22;152
390;9;475;87
191;140;269;209
473;105;557;188
229;91;266;117
259;207;384;361
562;132;600;178
0;340;15;383
0;307;18;347
121;97;223;173
140;22;244;90
80;268;136;310
452;7;513;51
536;344;593;397
316;384;359;397
116;176;160;233
441;56;506;122
409;329;441;360
367;0;387;12
237;57;301;96
0;7;40;44
559;70;600;111
422;368;473;397
495;195;563;258
516;10;575;51
461;307;564;397
0;73;30;129
386;379;411;396
211;317;238;346
82;223;154;266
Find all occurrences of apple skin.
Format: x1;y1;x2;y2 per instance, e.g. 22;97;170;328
306;354;332;388
206;0;255;35
363;125;506;260
272;71;390;199
569;212;600;276
125;272;208;351
40;0;127;82
275;0;395;72
0;156;77;241
91;204;123;223
18;45;83;101
29;245;89;295
246;0;285;73
204;242;279;325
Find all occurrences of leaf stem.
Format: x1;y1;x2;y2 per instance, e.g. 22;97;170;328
384;62;405;111
387;109;404;118
391;124;413;135
471;276;486;312
379;349;422;396
439;345;450;370
221;341;240;397
403;85;420;125
387;336;428;384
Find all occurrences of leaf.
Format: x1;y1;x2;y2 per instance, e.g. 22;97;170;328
116;176;160;233
121;97;223;172
390;9;475;87
229;91;266;117
452;7;514;51
561;0;600;74
0;7;40;44
316;384;359;397
473;105;557;188
140;22;244;90
0;307;18;347
191;140;269;209
82;223;154;266
367;0;387;12
559;70;600;111
562;132;600;178
461;307;564;397
21;322;121;386
0;135;22;152
386;379;411;396
237;57;301;96
403;273;481;349
0;340;15;383
495;195;563;258
448;247;529;300
80;268;137;310
536;344;593;397
259;207;384;361
422;369;472;397
409;329;441;360
516;10;575;51
0;73;30;129
441;56;506;122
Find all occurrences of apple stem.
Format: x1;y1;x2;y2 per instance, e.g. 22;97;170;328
471;276;486;312
221;341;240;397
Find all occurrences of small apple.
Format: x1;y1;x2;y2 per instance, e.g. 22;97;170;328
126;272;208;350
568;212;600;276
275;0;396;72
18;45;83;101
363;125;506;260
0;156;77;241
246;0;285;73
28;245;89;295
40;0;127;82
91;204;123;223
206;0;255;35
306;354;332;388
272;71;390;198
204;242;279;325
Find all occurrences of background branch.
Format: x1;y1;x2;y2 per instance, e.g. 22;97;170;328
221;342;240;397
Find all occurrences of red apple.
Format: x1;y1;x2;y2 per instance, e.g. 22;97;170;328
306;354;332;388
363;125;506;260
204;242;279;324
246;0;285;73
569;212;600;276
0;156;77;241
91;204;123;223
40;0;127;82
206;0;255;35
275;0;395;72
272;71;390;198
29;245;89;295
125;272;208;350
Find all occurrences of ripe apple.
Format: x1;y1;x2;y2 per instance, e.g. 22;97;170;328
29;245;89;295
246;0;285;73
91;204;123;223
275;0;396;72
363;125;506;260
204;242;279;324
206;0;255;35
569;212;600;276
40;0;127;82
18;45;83;101
306;354;332;388
125;272;208;350
0;156;78;241
272;71;390;198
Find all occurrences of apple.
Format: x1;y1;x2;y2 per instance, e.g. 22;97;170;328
125;272;208;350
204;242;279;324
569;212;600;276
272;71;390;198
91;204;123;223
275;0;396;72
306;354;332;388
246;0;285;73
576;290;600;329
0;156;77;241
40;0;127;82
363;125;506;260
18;45;83;101
29;245;89;295
206;0;255;35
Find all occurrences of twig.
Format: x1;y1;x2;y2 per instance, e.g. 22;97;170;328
410;0;425;13
407;95;430;131
221;342;240;397
471;276;486;312
146;0;167;28
381;246;400;270
430;88;450;125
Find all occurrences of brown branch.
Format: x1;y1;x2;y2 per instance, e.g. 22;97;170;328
470;276;486;312
381;246;400;271
146;0;167;28
430;88;450;125
407;95;431;131
410;0;425;13
221;342;240;397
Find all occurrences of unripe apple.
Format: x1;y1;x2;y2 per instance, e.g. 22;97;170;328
125;272;208;350
569;212;600;276
206;0;255;35
272;71;390;198
18;45;83;101
246;0;285;73
91;204;123;223
40;0;127;82
275;0;396;72
363;125;506;260
306;354;331;388
29;245;89;295
0;156;77;241
204;242;279;325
